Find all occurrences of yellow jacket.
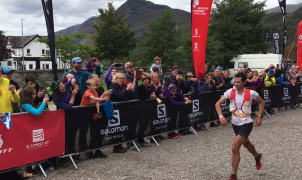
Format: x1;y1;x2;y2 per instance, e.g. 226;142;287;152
0;75;20;113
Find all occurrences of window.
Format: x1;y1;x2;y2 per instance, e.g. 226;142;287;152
7;61;12;66
227;62;235;69
29;64;33;70
238;62;248;68
27;49;30;54
46;64;49;69
42;49;45;54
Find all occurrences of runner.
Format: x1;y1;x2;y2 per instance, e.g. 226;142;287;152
215;72;265;180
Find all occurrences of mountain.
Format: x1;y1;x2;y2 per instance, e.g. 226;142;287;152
265;3;302;14
55;0;191;38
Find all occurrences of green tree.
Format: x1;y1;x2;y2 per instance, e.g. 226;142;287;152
210;0;268;65
139;9;183;67
92;3;136;64
0;30;14;61
36;32;94;69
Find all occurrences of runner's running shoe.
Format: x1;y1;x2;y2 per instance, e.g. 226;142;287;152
229;174;237;180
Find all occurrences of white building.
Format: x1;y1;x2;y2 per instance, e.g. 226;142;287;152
1;35;67;70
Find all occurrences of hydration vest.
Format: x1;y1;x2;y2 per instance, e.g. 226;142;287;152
229;88;252;121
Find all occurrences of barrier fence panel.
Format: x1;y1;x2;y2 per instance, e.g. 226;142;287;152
0;110;65;171
297;83;302;103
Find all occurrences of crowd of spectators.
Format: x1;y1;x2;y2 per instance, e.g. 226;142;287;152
0;57;300;179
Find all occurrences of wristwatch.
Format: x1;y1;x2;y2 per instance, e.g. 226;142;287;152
258;114;263;118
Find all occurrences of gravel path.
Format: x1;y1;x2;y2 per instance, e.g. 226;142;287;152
32;109;302;180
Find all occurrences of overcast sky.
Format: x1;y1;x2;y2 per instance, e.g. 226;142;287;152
0;0;300;36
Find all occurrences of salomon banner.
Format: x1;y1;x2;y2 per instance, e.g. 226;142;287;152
41;0;58;80
0;111;65;171
191;0;213;79
259;87;272;109
271;28;281;54
298;21;302;68
148;99;170;136
278;0;286;57
270;85;291;108
297;83;302;103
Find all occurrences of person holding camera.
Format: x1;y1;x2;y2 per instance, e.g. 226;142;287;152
243;64;252;74
214;69;223;89
104;63;125;90
164;67;185;93
264;70;276;87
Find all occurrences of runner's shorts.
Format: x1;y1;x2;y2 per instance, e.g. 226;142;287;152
232;123;253;138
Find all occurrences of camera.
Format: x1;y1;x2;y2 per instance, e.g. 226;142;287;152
90;58;97;63
115;63;122;67
210;81;214;85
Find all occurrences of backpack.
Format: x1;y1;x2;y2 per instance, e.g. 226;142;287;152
229;88;251;115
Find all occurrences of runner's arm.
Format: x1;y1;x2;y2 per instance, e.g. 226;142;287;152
256;96;264;116
215;96;227;117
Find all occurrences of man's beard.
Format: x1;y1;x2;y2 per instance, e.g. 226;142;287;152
127;71;134;76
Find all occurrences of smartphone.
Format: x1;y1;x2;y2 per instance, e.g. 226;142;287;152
135;71;143;80
277;64;279;68
115;63;122;67
45;94;48;98
91;58;97;63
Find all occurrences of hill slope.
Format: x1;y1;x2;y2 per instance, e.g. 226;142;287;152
55;0;191;38
265;3;302;14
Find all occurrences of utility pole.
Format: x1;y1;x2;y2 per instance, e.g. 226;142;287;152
21;19;25;70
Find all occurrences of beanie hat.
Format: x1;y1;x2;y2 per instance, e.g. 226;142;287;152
50;80;61;92
171;67;180;72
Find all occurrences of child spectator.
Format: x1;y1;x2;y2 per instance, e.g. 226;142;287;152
80;78;110;118
20;86;49;116
150;56;162;76
150;72;163;97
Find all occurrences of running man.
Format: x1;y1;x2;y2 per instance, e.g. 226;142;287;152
215;73;265;180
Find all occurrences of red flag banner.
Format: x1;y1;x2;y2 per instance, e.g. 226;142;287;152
298;21;302;68
191;0;213;79
0;110;65;171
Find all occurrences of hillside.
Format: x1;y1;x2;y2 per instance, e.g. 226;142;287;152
265;3;302;14
55;0;191;38
263;7;302;59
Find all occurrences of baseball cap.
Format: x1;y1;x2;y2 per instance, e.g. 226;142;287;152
217;66;223;70
268;70;274;74
125;62;134;68
50;80;61;92
71;57;82;63
2;66;13;74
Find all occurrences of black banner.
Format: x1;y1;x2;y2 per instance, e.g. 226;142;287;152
64;84;302;154
41;0;58;80
271;28;281;54
278;0;286;57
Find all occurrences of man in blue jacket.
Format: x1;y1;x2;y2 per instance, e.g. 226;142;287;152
61;57;99;105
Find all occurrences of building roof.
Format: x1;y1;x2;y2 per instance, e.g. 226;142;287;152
7;35;47;48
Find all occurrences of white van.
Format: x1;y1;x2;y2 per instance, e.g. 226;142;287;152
228;54;282;77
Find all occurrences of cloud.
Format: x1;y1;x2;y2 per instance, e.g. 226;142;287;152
0;0;300;36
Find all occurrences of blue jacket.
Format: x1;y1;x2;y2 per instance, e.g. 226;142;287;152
184;80;194;94
61;70;92;97
53;79;74;110
279;74;290;87
21;102;46;116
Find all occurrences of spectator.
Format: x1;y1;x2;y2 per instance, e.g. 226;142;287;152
151;67;163;84
217;66;223;78
62;73;75;92
243;64;252;74
184;72;195;94
138;78;157;101
94;58;103;80
279;71;290;87
1;66;21;113
89;74;105;97
164;67;185;93
78;78;109;157
265;64;275;73
201;73;216;92
222;70;233;89
136;78;157;146
125;61;151;99
163;84;192;139
86;59;95;73
23;74;52;110
61;57;99;105
150;72;163;97
20;86;49;116
0;67;20;114
110;73;135;153
250;71;265;87
264;70;276;87
104;63;124;90
51;78;78;110
245;72;256;87
213;69;223;89
150;56;163;76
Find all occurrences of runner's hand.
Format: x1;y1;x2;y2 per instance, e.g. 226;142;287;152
219;117;227;126
256;117;262;126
